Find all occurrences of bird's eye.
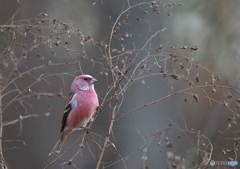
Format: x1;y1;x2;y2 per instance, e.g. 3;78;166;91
83;78;88;81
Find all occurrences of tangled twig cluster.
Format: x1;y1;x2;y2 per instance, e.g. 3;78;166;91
0;1;239;169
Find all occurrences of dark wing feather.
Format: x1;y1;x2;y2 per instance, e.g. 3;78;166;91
60;89;78;133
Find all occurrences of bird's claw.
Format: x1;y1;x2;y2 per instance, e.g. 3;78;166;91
85;127;91;134
80;126;91;133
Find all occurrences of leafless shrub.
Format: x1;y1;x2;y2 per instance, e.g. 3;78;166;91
0;1;239;169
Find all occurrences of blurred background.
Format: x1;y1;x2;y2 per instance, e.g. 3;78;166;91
1;0;240;168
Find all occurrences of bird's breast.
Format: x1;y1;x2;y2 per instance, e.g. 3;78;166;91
72;90;98;120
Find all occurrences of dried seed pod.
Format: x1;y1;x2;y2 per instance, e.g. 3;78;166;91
193;95;199;102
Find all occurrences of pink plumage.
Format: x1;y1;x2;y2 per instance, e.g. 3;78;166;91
49;75;99;155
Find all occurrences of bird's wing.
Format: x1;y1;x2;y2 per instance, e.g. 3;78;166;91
61;89;78;133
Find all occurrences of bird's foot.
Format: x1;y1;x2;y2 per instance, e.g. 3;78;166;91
81;126;91;134
86;127;91;134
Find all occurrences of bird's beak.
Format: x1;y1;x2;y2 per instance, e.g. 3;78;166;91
90;78;97;84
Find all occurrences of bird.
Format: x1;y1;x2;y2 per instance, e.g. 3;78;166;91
49;74;99;155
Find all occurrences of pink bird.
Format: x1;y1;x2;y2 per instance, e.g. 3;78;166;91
49;74;99;155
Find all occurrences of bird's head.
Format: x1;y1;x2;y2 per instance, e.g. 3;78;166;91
71;74;97;91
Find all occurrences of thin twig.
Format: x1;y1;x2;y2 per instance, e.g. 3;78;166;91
0;72;8;169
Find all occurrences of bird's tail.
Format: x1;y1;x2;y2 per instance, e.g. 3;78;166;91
49;138;65;155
